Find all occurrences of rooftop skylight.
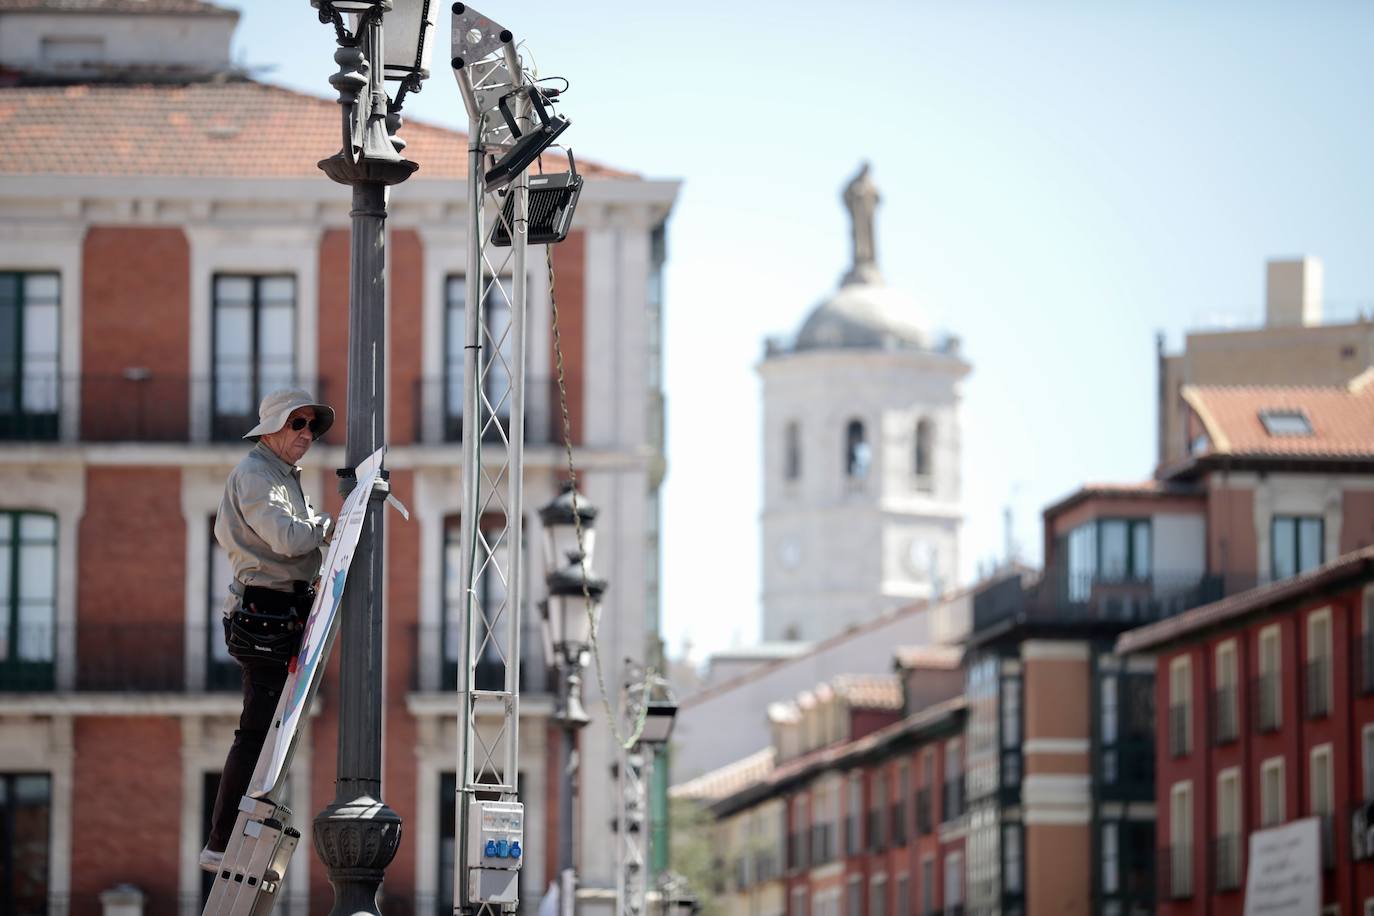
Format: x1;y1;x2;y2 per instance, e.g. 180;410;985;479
1259;409;1313;437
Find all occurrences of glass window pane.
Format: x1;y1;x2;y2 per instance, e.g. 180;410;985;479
1100;521;1128;581
258;276;295;305
214;276;252;306
0;273;20;306
19;514;55;542
1101;675;1118;744
18;543;54;602
1298;518;1323;573
258;305;295;360
24;273;59;304
1132;521;1151;580
215;304;252;363
1273;518;1296;580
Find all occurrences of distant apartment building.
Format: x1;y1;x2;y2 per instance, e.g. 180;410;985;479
961;362;1374;914
1157;256;1374;469
0;2;678;912
676;654;967;916
1117;547;1374;915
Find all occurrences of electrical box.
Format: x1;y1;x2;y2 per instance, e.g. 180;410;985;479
467;800;524;903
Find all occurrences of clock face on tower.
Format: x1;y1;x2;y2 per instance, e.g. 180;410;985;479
906;538;936;580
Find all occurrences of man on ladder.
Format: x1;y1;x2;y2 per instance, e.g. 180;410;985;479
200;388;336;873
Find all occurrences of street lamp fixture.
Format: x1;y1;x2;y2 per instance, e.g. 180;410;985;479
381;0;437;83
539;479;599;575
544;549;607;727
637;698;677;750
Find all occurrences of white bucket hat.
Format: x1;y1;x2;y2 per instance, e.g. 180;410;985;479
243;388;336;441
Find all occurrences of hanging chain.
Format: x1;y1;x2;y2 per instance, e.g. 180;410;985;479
545;243;655;749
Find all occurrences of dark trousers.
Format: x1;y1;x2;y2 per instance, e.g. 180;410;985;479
207;650;289;852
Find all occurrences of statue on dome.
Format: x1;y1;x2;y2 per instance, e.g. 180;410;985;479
842;162;882;285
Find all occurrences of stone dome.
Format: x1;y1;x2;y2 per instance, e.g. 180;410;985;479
793;280;932;352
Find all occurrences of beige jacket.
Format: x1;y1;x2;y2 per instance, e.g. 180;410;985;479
214;442;332;616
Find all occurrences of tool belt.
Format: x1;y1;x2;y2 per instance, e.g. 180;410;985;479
225;582;314;665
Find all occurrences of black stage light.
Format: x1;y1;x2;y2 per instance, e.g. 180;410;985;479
484;87;570;190
491;151;583;247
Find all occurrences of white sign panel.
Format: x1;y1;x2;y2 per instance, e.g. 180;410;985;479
248;446;386;797
1244;817;1322;916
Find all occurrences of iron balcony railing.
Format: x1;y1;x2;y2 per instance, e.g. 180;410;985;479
1157;845;1193;900
0;623;238;693
407;625;538;694
971;570;1252;634
1211;835;1242;892
1304;657;1332;719
0;375;337;444
411;376;561;446
1168;704;1191;758
1254;673;1282;733
1212;686;1239;744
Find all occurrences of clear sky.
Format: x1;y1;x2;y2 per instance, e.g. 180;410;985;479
226;0;1374;662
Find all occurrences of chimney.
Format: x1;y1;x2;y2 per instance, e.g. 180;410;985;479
1265;257;1323;327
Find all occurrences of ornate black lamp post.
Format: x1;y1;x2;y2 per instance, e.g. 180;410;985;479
540;481;605;916
305;1;434;912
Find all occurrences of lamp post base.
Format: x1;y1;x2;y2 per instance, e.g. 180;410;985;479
313;794;403;914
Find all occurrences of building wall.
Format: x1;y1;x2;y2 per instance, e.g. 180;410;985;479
0;168;677;913
1152;581;1374;915
1157;320;1374;467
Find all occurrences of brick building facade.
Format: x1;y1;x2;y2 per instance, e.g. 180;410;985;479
1118;547;1374;915
0;2;678;913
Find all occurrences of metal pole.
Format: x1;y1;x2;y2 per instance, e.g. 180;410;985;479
312;10;414;913
559;663;579;916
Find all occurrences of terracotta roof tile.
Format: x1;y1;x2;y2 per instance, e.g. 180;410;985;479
829;674;902;710
0;81;630;180
0;0;233;13
1182;371;1374;459
892;645;962;671
670;748;775;802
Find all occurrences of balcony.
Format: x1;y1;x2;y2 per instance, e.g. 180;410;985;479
1211;686;1239;745
1100;738;1155;800
973;570;1238;634
942;777;963;822
1253;673;1282;733
408;625;537;694
915;787;933;835
411;377;561;446
1157;845;1193;900
0;623;236;693
1304;657;1331;719
810;823;835;865
1168;704;1191;758
0;375;336;444
1211;835;1242;892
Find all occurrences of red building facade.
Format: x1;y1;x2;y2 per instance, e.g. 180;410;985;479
1118;547;1374;915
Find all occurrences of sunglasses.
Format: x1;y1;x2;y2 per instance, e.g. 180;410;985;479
288;416;324;435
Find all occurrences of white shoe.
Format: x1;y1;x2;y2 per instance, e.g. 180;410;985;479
199;846;225;874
